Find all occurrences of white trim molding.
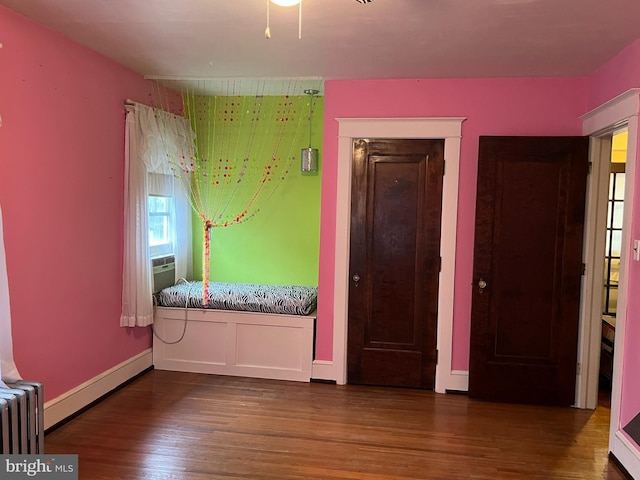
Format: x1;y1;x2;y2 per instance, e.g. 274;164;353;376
581;89;640;473
333;117;465;392
447;370;470;392
611;430;640;479
311;360;335;382
44;349;153;430
581;89;640;136
575;136;611;409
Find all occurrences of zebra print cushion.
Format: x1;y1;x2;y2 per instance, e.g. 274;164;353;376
156;281;318;316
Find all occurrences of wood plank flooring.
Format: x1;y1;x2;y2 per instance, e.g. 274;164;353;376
45;370;629;479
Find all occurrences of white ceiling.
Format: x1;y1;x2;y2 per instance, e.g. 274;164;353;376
3;0;640;93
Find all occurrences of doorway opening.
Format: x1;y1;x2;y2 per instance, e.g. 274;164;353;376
579;94;639;471
598;128;628;408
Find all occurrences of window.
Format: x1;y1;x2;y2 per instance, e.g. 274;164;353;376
148;195;173;258
603;164;625;316
148;173;175;259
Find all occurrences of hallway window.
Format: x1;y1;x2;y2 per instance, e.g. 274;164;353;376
603;164;625;316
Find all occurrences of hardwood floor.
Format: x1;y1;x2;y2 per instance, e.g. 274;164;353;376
45;370;629;479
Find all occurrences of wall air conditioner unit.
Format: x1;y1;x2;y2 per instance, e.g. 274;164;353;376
151;255;175;293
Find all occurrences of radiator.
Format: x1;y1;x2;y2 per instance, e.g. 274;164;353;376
0;381;44;454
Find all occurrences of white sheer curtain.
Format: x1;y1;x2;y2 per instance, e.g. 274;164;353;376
147;172;193;281
173;178;193;282
0;204;22;387
120;103;194;327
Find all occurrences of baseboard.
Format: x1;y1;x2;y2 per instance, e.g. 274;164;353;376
609;452;634;480
309;362;466;390
311;360;335;382
446;370;469;393
44;348;153;431
155;364;311;382
611;430;640;479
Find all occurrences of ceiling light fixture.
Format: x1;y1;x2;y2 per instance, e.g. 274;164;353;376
265;0;303;39
270;0;301;6
301;89;320;173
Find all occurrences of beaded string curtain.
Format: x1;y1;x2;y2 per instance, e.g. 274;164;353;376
152;79;317;304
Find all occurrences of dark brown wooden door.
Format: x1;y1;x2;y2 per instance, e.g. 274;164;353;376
347;139;444;388
469;136;589;406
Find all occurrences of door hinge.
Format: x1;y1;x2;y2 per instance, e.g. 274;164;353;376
577;362;581;375
588;162;593;174
436;349;439;365
439;256;442;273
442;160;446;176
581;263;586;275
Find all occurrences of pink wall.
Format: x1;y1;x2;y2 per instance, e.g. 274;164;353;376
586;39;640;112
585;38;640;428
0;6;154;401
316;77;588;365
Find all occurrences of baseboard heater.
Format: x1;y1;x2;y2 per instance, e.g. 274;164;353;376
0;381;44;453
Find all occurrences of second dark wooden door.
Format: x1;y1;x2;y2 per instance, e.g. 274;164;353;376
347;139;444;388
469;136;589;406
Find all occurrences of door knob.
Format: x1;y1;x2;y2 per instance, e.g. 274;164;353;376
478;278;487;293
352;274;360;287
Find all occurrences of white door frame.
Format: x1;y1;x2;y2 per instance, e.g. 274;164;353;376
574;133;612;409
576;89;640;428
332;117;465;392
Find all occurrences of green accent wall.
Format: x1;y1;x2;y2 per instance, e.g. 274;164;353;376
190;96;323;286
